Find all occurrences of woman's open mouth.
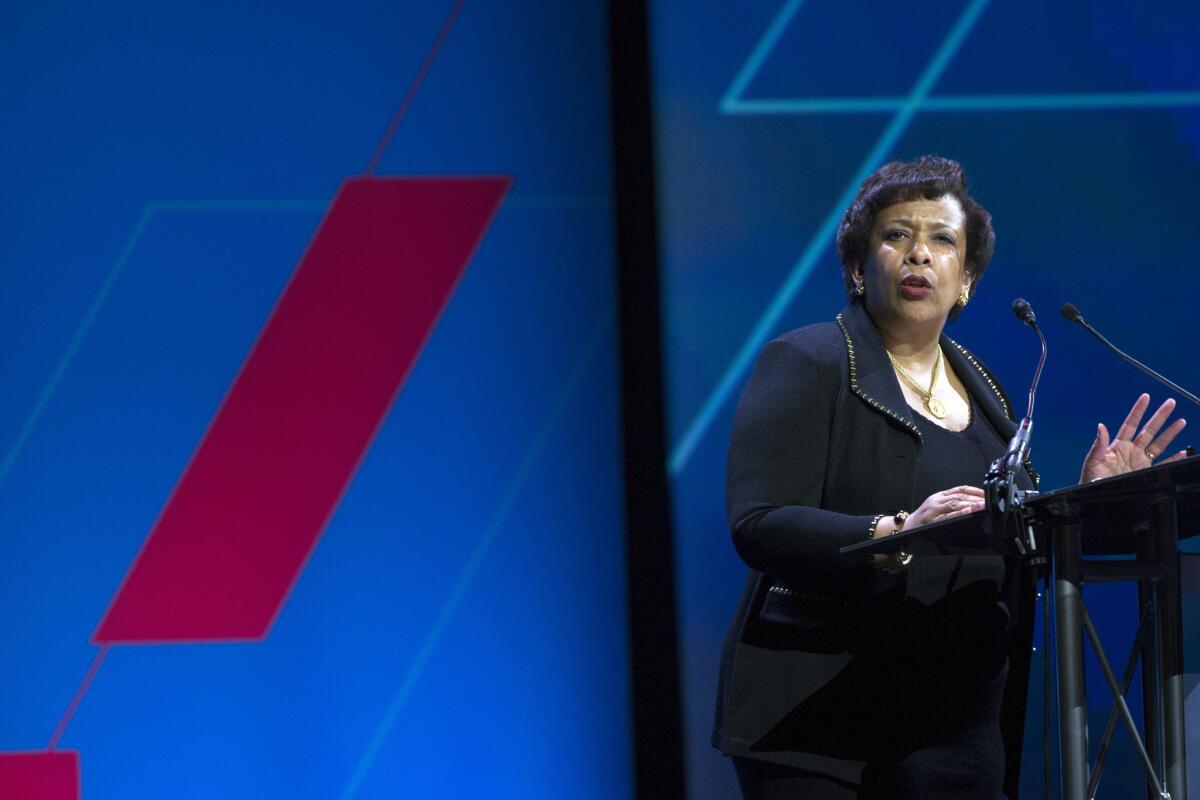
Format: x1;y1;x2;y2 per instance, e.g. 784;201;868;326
900;274;932;300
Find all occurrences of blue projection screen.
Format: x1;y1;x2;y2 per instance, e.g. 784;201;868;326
650;1;1200;797
1;3;630;798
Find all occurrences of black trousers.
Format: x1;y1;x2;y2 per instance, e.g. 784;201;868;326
733;757;859;800
732;728;1006;800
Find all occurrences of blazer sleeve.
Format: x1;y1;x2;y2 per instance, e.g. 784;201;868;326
726;336;877;579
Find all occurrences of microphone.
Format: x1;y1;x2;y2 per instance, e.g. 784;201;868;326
1060;303;1200;407
986;298;1045;519
1013;297;1036;327
1005;298;1046;470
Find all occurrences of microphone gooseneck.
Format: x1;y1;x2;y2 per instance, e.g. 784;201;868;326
1059;302;1200;408
1013;298;1046;421
986;298;1045;519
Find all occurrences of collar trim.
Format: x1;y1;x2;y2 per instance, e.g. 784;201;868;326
944;337;1039;485
944;337;1012;419
836;312;922;441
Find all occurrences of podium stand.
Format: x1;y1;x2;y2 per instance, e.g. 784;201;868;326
842;455;1200;800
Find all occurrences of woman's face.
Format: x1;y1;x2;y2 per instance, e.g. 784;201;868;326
854;195;971;330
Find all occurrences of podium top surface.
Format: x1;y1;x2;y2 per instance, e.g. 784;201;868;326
1026;453;1200;546
841;454;1200;558
1028;452;1200;516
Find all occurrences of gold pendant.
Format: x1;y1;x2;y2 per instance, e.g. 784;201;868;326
927;396;947;419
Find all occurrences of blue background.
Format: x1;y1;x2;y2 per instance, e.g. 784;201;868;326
8;1;1200;797
650;0;1200;797
1;2;629;798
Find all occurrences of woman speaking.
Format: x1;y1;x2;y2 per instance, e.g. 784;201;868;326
712;156;1187;799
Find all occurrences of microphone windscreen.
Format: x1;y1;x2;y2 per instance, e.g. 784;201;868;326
1060;303;1082;322
1012;297;1034;323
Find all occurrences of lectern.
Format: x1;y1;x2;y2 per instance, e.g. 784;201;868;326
842;455;1200;800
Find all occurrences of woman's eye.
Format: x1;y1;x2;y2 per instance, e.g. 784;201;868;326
884;230;907;240
935;234;956;244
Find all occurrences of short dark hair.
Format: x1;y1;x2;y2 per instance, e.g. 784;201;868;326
835;155;994;318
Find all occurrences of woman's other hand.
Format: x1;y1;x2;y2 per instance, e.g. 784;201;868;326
875;485;985;535
1080;394;1187;483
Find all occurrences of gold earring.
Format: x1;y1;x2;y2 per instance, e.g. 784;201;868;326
855;282;865;297
957;291;969;308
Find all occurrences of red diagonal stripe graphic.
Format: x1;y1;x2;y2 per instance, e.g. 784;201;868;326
0;751;80;800
93;176;511;644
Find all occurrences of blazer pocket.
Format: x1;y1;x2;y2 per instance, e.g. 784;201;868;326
752;581;855;653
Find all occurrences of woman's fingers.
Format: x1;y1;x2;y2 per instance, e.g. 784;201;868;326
1133;398;1178;447
1147;417;1187;459
936;487;981;509
1083;423;1110;465
908;489;979;528
1114;393;1151;442
1160;449;1190;465
937;493;984;514
943;502;984;520
906;486;987;528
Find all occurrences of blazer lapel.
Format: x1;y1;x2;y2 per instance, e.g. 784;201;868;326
941;334;1018;440
835;303;921;441
942;335;1040;487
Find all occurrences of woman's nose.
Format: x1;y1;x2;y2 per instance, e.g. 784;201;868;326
907;239;932;264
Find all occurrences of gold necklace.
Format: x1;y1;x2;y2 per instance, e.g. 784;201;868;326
887;346;948;419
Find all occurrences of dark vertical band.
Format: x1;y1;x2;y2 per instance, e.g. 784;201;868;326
606;0;686;796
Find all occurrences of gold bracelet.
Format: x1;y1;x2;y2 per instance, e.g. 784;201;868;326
867;513;887;540
890;510;913;566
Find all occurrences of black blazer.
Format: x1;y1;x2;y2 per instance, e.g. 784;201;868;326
713;301;1037;797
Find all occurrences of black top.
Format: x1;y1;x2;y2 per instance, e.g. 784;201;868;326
889;406;1011;796
907;403;1010;613
907;404;1009;618
910;402;1007;506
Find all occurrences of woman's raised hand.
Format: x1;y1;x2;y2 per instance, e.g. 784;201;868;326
1080;394;1188;483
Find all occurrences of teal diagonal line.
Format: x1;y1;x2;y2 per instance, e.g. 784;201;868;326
0;203;159;490
0;199;329;492
724;91;1200;115
719;0;806;113
671;0;990;475
922;91;1200;111
155;199;328;212
729;97;908;114
338;305;615;800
